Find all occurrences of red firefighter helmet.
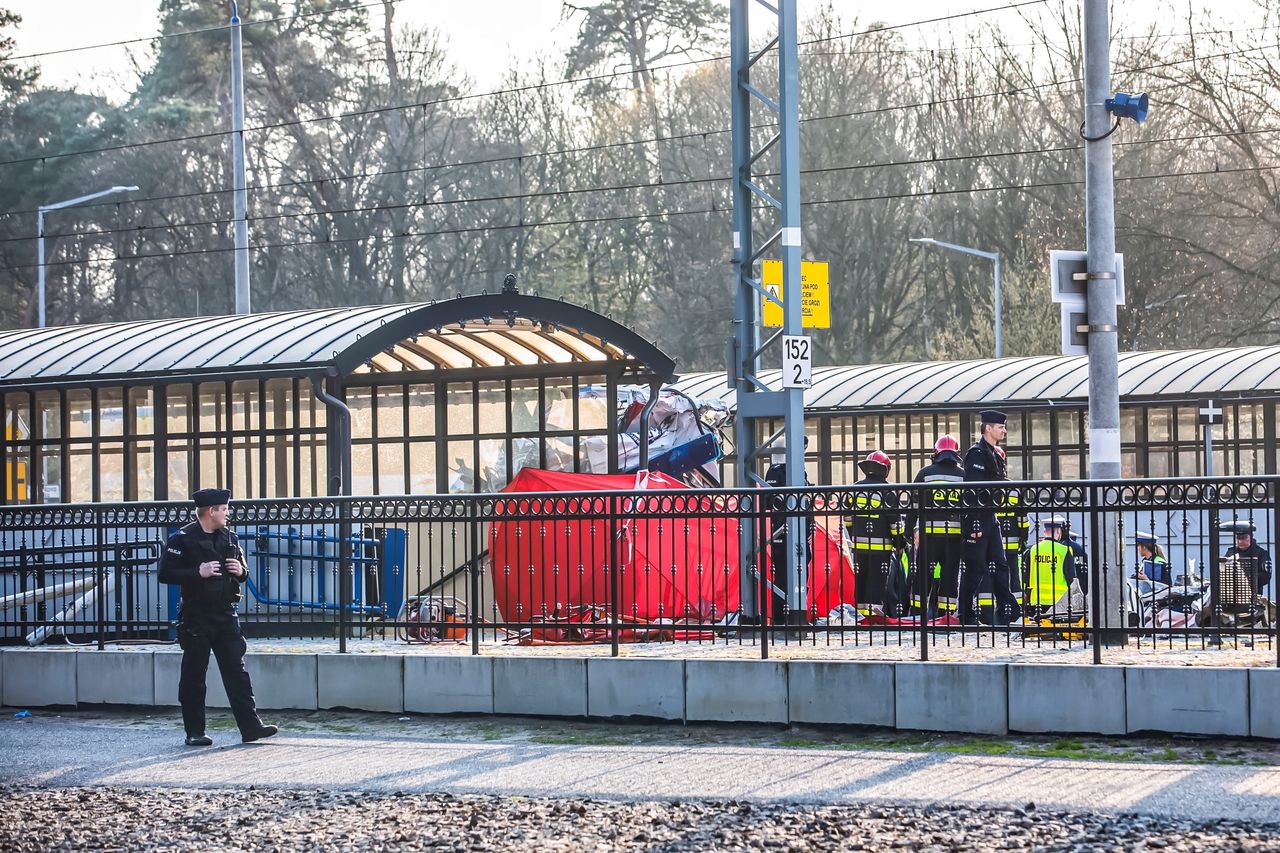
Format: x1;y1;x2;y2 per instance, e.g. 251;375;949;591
857;449;892;476
933;435;960;456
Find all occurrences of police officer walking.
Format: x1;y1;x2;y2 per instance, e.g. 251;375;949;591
159;488;277;746
958;410;1023;626
908;435;965;617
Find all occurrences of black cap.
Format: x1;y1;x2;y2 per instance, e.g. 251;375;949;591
192;487;231;508
979;409;1007;425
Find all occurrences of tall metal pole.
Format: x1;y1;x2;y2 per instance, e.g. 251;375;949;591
36;210;46;328
729;0;758;616
230;1;251;315
777;0;806;627
1083;0;1123;638
730;0;808;627
993;255;1002;359
907;238;1000;357
1084;0;1119;480
35;186;139;329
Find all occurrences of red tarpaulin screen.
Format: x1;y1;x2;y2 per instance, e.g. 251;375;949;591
489;469;855;625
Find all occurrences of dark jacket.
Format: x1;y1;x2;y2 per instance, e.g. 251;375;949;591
963;439;1006;534
1224;542;1272;596
159;522;248;612
907;452;965;539
847;473;905;550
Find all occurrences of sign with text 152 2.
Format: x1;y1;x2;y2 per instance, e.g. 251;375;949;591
782;335;812;388
761;259;831;328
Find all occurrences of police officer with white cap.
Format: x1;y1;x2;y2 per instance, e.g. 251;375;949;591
1221;519;1272;597
159;488;277;746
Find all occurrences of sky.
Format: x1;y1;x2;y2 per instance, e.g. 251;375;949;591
3;0;1269;102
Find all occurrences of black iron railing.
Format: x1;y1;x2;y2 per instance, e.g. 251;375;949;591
1;476;1276;664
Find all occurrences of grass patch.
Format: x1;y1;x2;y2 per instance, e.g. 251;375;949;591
207;719;238;731
530;733;628;746
937;739;1016;756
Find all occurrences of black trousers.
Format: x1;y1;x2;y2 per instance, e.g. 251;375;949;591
177;608;261;737
917;534;963;614
959;524;1023;625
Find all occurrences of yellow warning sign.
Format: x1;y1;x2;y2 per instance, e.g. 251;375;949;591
761;260;830;329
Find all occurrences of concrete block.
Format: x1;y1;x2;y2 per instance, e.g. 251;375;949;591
2;650;77;708
1126;667;1249;737
685;660;787;723
895;662;1008;735
77;651;154;705
1249;669;1280;739
788;661;894;727
318;655;403;713
587;659;684;720
153;651;182;706
1009;665;1126;735
155;651;316;711
493;657;587;717
250;654;318;710
154;650;230;708
404;656;493;714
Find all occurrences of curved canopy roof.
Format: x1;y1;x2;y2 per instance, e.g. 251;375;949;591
0;292;677;389
675;346;1280;413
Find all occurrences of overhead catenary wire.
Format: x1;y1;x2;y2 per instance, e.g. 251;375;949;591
3;0;407;63
0;0;1052;169
5;159;1276;276
9;124;1277;248
2;36;1274;226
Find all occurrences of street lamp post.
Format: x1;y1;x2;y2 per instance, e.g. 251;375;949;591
909;237;1002;358
37;185;140;328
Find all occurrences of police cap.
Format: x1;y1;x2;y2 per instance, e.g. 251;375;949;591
1044;516;1067;529
1132;531;1158;546
192;487;232;508
979;409;1007;425
1222;519;1256;536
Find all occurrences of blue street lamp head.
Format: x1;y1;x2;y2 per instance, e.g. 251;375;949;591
1105;91;1149;123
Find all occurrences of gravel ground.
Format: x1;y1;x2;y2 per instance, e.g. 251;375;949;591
3;785;1279;852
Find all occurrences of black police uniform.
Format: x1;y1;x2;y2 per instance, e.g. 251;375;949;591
159;499;268;742
907;451;965;616
959;435;1023;625
764;460;814;625
1224;540;1272;598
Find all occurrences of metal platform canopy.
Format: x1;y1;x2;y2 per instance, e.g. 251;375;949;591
676;345;1280;484
0;284;677;505
730;0;808;626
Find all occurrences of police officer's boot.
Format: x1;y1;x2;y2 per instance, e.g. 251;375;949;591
185;734;213;746
242;723;278;743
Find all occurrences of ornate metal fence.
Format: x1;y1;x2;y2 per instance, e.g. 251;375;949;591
1;476;1276;664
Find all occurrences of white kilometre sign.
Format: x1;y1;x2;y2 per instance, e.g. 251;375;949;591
782;335;812;388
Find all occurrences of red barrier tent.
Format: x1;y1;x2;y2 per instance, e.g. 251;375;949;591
489;469;855;626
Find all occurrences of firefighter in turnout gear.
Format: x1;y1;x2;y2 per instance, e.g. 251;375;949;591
847;450;909;617
959;411;1023;626
1024;516;1080;616
907;435;965;617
